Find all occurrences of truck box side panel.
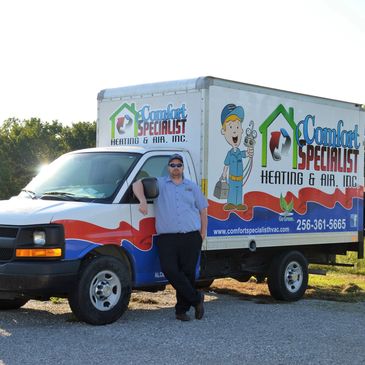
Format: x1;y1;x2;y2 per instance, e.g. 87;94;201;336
206;83;363;250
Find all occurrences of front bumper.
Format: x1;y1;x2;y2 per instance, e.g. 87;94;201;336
0;260;80;299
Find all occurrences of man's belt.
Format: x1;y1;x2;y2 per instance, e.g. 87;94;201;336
229;175;243;181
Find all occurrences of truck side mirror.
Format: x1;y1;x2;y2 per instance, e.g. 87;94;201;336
142;177;159;199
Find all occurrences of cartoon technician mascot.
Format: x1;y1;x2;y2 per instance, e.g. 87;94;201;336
220;104;255;211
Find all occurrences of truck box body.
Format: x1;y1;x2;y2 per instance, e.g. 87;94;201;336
0;76;363;324
97;77;364;254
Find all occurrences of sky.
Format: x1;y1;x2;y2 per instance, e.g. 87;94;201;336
0;0;364;125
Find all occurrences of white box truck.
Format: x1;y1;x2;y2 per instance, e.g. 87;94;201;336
0;77;364;324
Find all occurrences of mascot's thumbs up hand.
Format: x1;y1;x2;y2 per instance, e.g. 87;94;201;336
247;147;254;158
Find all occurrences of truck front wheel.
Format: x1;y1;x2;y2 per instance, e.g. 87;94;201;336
268;251;308;301
68;255;131;325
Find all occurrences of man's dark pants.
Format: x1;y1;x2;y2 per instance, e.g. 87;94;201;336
156;231;203;315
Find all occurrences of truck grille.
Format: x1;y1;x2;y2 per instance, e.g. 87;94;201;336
0;227;18;238
0;247;13;260
0;226;18;261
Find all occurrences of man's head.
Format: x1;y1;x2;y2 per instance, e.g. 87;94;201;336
220;104;244;148
168;154;184;179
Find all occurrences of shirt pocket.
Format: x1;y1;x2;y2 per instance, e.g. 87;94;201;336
183;188;195;208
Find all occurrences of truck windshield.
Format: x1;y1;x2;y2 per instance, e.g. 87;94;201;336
20;152;139;202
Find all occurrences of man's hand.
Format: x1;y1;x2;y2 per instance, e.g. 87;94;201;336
200;231;206;241
200;208;208;242
139;201;148;215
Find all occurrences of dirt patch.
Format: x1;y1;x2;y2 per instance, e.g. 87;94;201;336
341;283;363;294
210;277;365;303
23;275;365;317
207;278;276;304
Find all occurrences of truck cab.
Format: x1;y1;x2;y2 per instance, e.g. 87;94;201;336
0;146;193;324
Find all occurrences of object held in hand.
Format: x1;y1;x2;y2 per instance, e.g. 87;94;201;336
214;178;229;199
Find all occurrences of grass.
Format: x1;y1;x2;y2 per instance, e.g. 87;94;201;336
303;242;365;301
331;241;365;275
49;297;64;304
210;270;365;304
208;244;365;303
306;272;365;302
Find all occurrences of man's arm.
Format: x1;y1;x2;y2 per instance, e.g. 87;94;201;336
200;208;208;241
132;180;148;215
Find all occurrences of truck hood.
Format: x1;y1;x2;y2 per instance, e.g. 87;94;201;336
0;197;88;225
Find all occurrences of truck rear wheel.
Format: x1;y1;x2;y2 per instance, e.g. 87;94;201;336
68;255;131;325
0;298;29;310
268;251;308;301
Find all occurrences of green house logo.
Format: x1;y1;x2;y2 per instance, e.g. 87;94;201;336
110;103;140;139
259;104;299;169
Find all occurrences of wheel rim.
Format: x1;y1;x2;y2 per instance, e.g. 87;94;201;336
89;270;122;311
284;261;303;293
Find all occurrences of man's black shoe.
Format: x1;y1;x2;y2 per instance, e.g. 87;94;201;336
175;313;190;321
194;293;205;320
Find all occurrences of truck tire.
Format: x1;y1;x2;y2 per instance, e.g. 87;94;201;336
0;298;29;310
68;255;131;325
267;251;308;301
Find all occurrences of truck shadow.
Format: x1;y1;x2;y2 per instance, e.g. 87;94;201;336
205;286;279;304
0;289;280;332
0;306;72;326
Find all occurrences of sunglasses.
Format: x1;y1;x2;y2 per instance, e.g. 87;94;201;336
169;163;183;168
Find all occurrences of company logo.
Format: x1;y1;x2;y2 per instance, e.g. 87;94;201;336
109;102;188;145
259;104;298;168
110;103;139;139
116;114;133;134
269;128;291;161
296;115;360;174
259;104;361;171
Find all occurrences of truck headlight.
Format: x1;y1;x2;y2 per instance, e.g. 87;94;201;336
33;231;46;245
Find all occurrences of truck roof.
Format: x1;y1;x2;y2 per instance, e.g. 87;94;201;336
98;76;364;109
97;77;208;101
70;146;188;155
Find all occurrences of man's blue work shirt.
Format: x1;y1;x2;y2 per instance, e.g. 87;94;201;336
155;176;208;235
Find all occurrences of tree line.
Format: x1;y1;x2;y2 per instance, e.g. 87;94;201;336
0;118;96;199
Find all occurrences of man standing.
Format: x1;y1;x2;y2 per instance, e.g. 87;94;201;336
133;154;208;321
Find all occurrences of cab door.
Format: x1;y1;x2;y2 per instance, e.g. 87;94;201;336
127;152;192;286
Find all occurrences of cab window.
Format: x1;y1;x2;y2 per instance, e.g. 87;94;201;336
123;155;170;203
135;156;170;180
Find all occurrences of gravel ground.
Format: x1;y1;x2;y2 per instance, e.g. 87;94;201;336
1;287;365;365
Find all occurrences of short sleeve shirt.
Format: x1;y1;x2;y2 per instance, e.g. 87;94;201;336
154;176;208;234
224;148;247;176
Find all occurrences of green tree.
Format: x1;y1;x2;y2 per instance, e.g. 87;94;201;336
0;128;13;199
61;121;96;151
0;118;96;199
